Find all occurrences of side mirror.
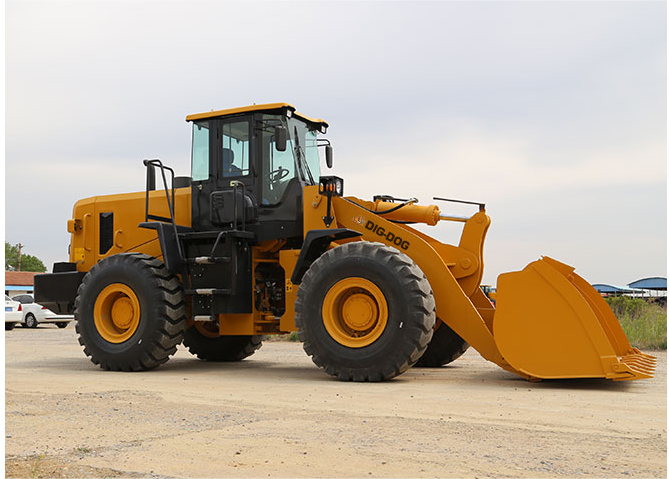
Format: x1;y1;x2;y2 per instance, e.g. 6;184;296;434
325;145;333;168
275;126;287;152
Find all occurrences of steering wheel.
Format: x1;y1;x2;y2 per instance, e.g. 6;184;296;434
266;167;290;184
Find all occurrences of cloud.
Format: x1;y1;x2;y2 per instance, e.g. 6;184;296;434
5;1;666;287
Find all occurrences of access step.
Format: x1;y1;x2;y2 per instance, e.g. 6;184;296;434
185;288;233;296
186;256;231;265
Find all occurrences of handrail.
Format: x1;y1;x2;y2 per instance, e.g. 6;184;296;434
229;180;247;232
143;158;184;262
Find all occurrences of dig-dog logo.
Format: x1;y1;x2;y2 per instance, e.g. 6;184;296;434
365;220;410;250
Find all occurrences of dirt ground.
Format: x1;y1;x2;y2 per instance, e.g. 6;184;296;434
5;326;666;478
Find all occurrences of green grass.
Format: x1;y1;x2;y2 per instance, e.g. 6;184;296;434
605;296;667;350
264;331;301;342
30;454;44;479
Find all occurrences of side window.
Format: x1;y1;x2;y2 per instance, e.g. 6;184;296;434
221;121;250;177
191;122;210;182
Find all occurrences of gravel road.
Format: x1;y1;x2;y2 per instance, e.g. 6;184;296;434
5;326;666;478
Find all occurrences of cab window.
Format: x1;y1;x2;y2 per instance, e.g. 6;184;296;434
191;121;210;182
221;121;250;177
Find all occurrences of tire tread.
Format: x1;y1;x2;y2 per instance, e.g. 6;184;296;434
295;241;435;382
74;253;187;371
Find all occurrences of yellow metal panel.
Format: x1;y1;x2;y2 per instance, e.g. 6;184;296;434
69;188;191;272
279;249;300;332
186;102;295;121
132;238;164;262
186;103;329;128
302;185;337;235
72;247;85;263
392;222;481;295
217;314;255;335
293;111;329;128
470;287;495;333
83;213;93;252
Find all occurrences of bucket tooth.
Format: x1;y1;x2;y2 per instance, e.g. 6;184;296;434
625;358;656;369
623;351;657;369
620;357;656;374
609;351;657;379
633;353;657;365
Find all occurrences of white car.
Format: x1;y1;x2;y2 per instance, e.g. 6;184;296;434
5;295;23;330
11;294;73;329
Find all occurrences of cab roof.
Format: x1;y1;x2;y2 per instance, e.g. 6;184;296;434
185;102;328;129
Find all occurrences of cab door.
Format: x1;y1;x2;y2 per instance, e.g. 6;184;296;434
191;116;257;231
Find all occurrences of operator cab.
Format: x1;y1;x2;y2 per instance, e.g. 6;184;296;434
186;102;330;242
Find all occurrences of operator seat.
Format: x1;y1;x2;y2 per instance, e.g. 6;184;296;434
222;148;242;177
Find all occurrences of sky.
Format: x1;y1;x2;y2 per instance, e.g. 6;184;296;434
5;0;667;287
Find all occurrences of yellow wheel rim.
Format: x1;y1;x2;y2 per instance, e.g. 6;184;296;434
94;283;141;343
322;277;388;348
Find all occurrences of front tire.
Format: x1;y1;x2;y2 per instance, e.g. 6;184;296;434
56;322;69;329
74;253;188;371
183;322;264;361
295;242;435;382
5;323;16;331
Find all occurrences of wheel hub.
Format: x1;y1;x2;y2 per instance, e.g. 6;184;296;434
111;297;135;329
322;277;388;348
341;294;377;331
94;283;141;343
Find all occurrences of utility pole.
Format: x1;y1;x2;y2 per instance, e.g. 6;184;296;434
17;243;23;272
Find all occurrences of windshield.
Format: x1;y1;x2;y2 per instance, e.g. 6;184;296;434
288;117;320;185
260;115;321;205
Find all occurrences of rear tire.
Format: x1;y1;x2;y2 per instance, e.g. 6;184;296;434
25;313;38;329
295;241;435;382
414;319;469;367
74;253;188;371
183;323;264;361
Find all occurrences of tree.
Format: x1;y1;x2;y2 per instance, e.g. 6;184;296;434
5;242;47;272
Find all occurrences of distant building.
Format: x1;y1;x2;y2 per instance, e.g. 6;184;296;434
591;284;633;296
628;277;667;293
4;271;39;297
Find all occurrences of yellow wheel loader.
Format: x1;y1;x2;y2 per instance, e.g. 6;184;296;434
35;103;655;381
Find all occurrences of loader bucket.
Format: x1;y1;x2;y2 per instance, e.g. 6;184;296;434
493;256;656;381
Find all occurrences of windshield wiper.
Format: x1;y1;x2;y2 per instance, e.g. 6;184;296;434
293;126;315;184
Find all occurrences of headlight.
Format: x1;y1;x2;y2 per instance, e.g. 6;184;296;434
318;176;344;197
